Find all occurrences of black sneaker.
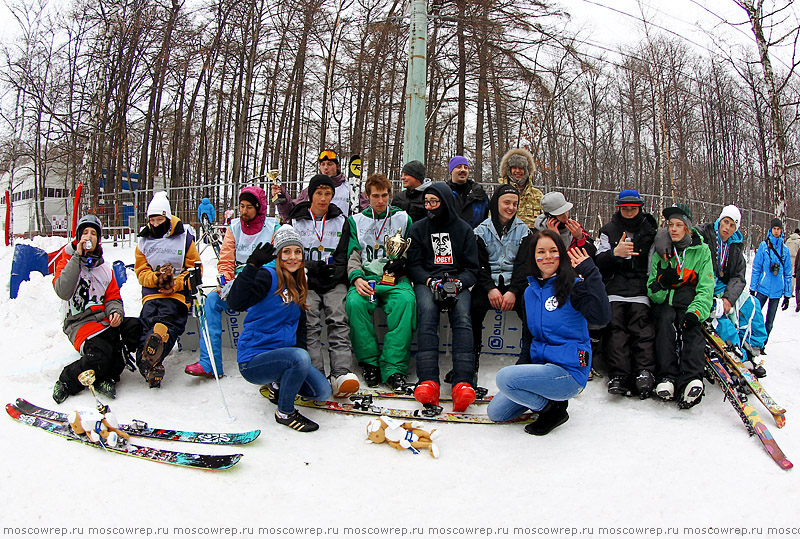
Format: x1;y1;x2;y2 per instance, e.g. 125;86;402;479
52;380;70;404
744;360;767;378
362;364;381;387
275;410;319;432
264;382;280;405
635;370;655;399
96;380;116;400
607;376;631;396
386;373;407;392
525;400;569;435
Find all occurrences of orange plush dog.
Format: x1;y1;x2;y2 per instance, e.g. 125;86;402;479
365;416;441;458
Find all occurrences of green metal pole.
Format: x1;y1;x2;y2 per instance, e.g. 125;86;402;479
404;0;427;165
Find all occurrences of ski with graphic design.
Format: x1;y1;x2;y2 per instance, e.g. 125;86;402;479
14;399;260;445
261;391;531;425
704;353;792;470
6;404;242;470
702;325;786;427
353;388;493;404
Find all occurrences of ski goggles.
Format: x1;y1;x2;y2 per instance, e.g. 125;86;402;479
318;149;339;162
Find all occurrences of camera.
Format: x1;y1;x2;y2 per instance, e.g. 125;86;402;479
433;280;459;312
770;262;780;276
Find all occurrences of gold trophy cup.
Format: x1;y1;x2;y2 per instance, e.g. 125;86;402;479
380;229;412;286
268;169;285;204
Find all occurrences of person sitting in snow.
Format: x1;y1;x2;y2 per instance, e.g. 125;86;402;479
697;205;768;377
487;229;611;434
134;191;202;388
52;215;142;403
185;186;278;379
647;203;714;408
228;225;332;432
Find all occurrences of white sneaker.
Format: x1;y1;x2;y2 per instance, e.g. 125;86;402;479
655;379;675;401
331;373;360;398
679;379;704;409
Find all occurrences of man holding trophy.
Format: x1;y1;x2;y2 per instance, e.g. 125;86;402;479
343;173;416;391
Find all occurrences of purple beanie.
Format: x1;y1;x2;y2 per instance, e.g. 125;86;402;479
448;156;470;174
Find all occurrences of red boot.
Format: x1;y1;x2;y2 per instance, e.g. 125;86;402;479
452;382;476;412
414;381;440;406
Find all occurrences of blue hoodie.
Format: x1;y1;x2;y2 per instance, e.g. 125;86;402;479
750;232;792;299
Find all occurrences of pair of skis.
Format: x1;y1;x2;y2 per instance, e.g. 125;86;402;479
702;325;791;470
7;399;259;470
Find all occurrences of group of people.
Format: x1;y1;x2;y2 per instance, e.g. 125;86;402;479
51;147;792;437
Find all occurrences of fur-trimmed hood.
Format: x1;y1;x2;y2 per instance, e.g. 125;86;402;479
499;147;536;183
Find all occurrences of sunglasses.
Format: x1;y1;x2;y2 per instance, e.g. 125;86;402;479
318;150;338;161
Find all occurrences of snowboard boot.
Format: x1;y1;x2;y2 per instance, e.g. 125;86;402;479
743;360;767;379
677;379;704;409
607;376;631;396
361;364;381;388
96;379;116;400
275;409;319;432
330;372;360;398
655;378;675;401
525;400;569;435
141;323;169;388
635;370;655;400
386;373;407;393
52;380;70;404
414;380;440;406
451;382;476;412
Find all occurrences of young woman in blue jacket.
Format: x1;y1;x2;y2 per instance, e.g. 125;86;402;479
227;225;331;432
487;229;611;435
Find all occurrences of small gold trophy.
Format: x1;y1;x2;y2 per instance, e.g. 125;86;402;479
268;169;285;204
380;229;412;286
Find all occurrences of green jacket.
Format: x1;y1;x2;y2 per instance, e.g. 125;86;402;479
345;206;413;283
647;228;715;321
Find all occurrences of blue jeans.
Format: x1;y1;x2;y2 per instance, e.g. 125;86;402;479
414;284;475;385
755;292;779;342
239;348;331;415
487;363;583;422
198;291;228;374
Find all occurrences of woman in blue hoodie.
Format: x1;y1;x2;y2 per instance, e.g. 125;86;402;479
487;229;611;435
227;225;331;432
750;218;793;344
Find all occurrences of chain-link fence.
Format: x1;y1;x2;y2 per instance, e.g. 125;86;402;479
59;178;788;258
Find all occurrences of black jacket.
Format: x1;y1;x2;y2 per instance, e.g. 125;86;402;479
446;180;489;229
287;201;349;293
595;211;658;297
408;182;480;287
696;222;746;303
391;181;431;223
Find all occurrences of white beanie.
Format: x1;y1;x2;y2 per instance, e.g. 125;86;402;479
147;191;172;219
718;205;741;229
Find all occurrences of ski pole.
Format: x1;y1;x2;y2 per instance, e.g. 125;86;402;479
192;268;235;422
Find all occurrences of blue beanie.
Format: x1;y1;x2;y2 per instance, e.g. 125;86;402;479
616;189;643;207
448;156;469;174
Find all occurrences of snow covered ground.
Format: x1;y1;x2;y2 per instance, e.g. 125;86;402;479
0;236;798;539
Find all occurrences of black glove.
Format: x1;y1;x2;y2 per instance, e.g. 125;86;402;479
656;264;680;288
750;289;757;296
683;311;700;330
247;242;276;267
782;296;790;311
383;258;407;277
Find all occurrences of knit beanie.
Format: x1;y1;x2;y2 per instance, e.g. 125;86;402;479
308;174;335;200
272;224;304;253
663;202;693;229
718;205;741;229
448;155;469;174
616;189;644;207
402;160;426;183
239;191;261;214
770;218;783;230
147;191;172;219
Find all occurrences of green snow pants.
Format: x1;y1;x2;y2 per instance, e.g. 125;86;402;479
345;278;417;382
